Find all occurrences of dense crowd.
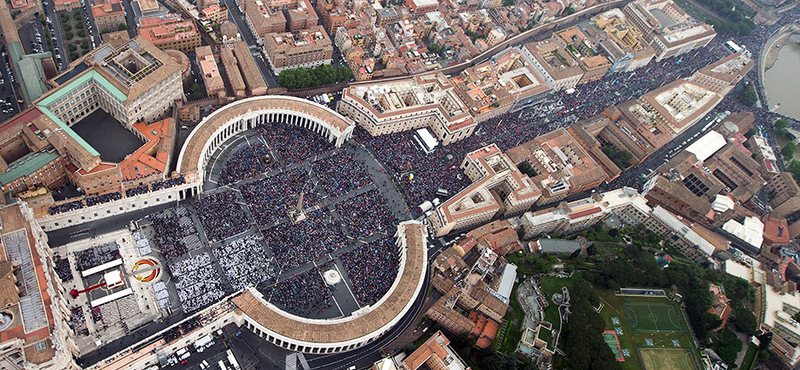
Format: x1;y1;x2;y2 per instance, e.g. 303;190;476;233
353;8;800;212
263;209;347;270
261;266;333;315
54;255;73;282
239;168;315;228
125;184;149;197
145;206;198;260
169;253;226;313
340;237;400;306
70;307;88;336
213;235;278;290
152;176;186;192
75;242;121;271
337;189;397;240
218;140;274;185
194;191;250;242
86;191;122;206
312;150;372;197
49;199;85;215
257;122;331;164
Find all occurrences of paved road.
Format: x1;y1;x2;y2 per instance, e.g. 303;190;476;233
120;0;138;38
43;0;70;70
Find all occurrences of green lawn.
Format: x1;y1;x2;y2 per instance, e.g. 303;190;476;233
597;289;701;370
740;343;758;370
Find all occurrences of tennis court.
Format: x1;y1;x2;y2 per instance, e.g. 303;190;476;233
640;348;697;370
624;302;684;333
603;331;624;361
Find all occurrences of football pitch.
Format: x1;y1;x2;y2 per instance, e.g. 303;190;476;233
624;302;684;333
639;348;697;370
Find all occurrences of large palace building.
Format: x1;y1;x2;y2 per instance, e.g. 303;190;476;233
0;36;182;204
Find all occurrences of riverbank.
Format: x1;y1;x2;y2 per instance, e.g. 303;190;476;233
764;32;797;71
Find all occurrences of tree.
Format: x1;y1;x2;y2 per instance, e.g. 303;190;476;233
118;23;128;31
790;160;800;183
63;24;72;32
75;22;84;29
64;32;74;40
738;84;757;106
73;11;81;21
69;51;79;61
714;329;743;365
502;0;515;5
732;304;758;335
68;44;77;52
77;30;86;37
781;142;796;161
566;6;576;14
428;43;441;55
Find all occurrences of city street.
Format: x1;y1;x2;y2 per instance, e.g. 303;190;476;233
42;0;69;71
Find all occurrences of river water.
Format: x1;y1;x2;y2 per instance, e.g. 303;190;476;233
764;39;800;120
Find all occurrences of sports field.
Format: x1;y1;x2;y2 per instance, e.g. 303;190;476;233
639;348;697;370
597;289;700;370
624;302;684;333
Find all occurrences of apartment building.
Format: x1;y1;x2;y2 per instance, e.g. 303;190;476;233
243;0;287;41
338;73;477;146
589;8;656;73
506;128;610;206
553;26;612;83
428;144;541;237
138;13;202;52
196;46;225;98
92;0;126;33
522;39;584;91
623;0;716;61
263;26;332;73
220;45;247;98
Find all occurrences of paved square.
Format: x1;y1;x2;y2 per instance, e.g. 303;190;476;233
624;302;684;333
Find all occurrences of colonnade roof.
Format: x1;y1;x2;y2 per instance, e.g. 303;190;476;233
177;96;354;175
231;222;426;344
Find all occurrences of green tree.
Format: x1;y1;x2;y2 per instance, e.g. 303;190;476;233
68;44;77;52
732;304;758;335
75;22;84;29
738;84;757;106
77;30;86;38
502;0;515;5
714;329;743;365
64;32;74;40
73;11;81;21
428;43;441;54
118;23;128;31
566;6;576;14
69;51;79;61
63;23;72;32
789;160;800;183
781;142;796;161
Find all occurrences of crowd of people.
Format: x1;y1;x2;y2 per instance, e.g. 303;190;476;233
152;176;186;192
218;140;274;185
239;168;315;228
54;255;73;282
337;189;397;240
263;209;347;270
261;266;333;315
75;242;121;272
70;307;89;336
49;199;85;215
86;191;122;206
194;191;250;242
340;237;400;306
312;150;371;197
145;207;198;260
213;235;278;291
125;184;149;198
170;253;226;313
257;122;331;164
